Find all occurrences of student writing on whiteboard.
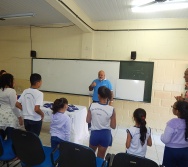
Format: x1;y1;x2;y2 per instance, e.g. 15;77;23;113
86;86;116;159
89;70;114;106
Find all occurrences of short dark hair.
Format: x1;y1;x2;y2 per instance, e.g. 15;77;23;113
0;73;14;90
98;86;112;100
30;73;42;85
52;98;68;114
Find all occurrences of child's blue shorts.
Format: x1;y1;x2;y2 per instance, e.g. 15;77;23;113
90;129;112;148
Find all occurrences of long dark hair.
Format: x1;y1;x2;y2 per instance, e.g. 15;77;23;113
176;101;188;141
133;108;147;146
0;73;14;90
52;98;68;114
98;86;112;101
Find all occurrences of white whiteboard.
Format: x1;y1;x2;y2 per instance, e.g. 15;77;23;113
116;79;145;101
32;59;120;96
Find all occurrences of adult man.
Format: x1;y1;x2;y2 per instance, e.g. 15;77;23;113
175;68;188;101
89;70;114;105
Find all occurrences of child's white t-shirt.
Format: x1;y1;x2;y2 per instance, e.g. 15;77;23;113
18;88;43;121
89;102;114;130
126;126;151;157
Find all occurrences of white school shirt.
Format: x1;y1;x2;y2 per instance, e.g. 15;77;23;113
126;126;151;157
18;88;43;121
0;88;21;129
89;102;114;130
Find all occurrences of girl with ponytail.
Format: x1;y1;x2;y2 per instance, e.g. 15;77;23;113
161;101;188;167
126;108;152;157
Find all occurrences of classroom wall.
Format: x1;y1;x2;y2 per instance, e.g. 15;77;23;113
1;19;188;130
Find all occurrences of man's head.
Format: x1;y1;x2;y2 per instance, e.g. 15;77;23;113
30;73;42;88
98;70;105;81
184;68;188;82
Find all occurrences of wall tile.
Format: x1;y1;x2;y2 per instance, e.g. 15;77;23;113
161;99;176;107
154;91;171;99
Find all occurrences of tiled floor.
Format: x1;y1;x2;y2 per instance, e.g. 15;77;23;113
40;122;165;165
83;126;164;165
2;122;165;166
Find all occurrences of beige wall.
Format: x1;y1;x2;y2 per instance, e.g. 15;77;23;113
1;19;188;130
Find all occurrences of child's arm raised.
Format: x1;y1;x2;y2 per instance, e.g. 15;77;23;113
110;109;116;129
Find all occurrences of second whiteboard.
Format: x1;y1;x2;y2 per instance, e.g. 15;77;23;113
116;79;145;101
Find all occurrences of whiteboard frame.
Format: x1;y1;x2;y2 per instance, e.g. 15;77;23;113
31;58;153;103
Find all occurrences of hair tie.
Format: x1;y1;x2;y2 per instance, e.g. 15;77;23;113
141;116;145;120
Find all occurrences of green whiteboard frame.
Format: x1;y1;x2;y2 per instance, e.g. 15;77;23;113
119;61;154;103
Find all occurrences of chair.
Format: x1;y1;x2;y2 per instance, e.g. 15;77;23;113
11;129;55;167
110;153;159;167
0;136;18;167
52;141;107;167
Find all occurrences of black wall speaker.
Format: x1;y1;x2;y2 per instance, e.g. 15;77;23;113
131;51;136;60
30;50;36;58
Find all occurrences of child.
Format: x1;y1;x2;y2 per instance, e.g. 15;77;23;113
126;108;152;157
16;73;44;136
161;101;188;167
50;98;71;150
86;86;116;159
0;73;23;139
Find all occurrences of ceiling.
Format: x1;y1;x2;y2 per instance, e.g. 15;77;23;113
73;0;188;21
0;0;70;26
0;0;188;27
